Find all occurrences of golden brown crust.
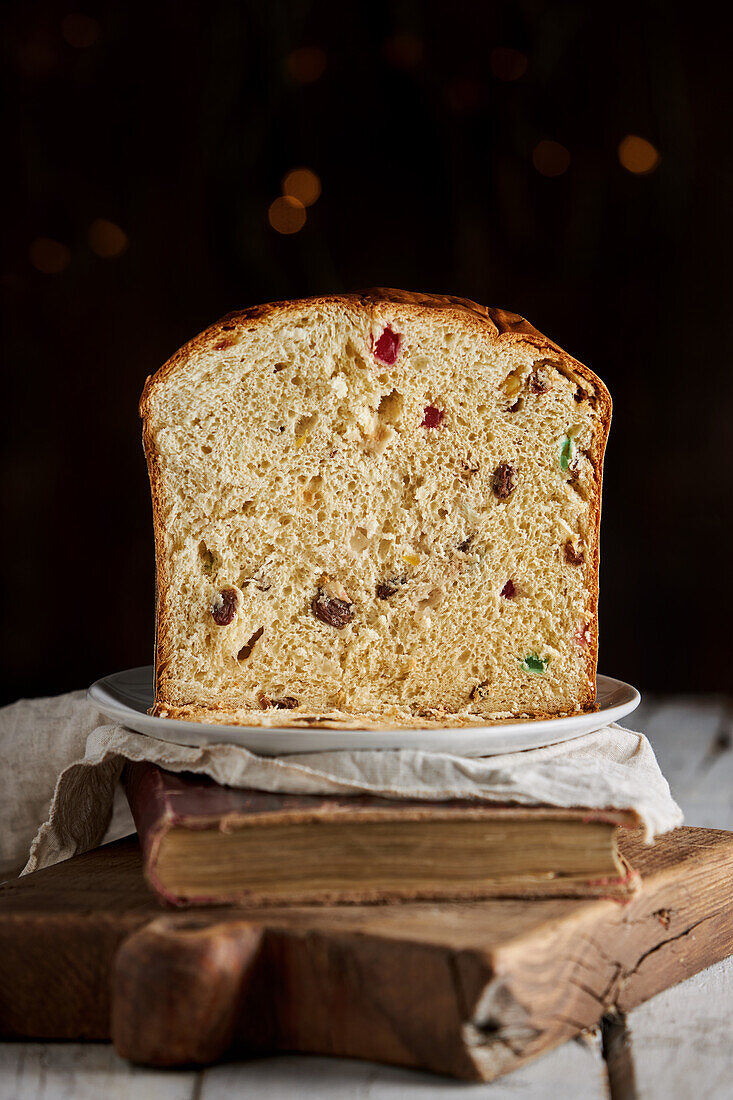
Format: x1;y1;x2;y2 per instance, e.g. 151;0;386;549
150;698;600;729
140;289;611;726
140;411;172;696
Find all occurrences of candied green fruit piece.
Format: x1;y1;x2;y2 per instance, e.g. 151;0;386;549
520;653;549;674
560;435;575;471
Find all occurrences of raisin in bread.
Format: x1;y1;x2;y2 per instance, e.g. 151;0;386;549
140;289;611;728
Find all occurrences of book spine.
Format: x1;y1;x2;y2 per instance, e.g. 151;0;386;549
123;762;183;907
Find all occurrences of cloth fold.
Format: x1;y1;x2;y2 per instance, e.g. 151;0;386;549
0;690;683;879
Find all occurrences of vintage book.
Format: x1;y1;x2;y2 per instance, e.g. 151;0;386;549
124;762;641;906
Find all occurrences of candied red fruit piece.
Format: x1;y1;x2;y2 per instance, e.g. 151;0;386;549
573;625;590;648
211;587;238;625
421;405;444;429
371;326;402;365
500;579;517;599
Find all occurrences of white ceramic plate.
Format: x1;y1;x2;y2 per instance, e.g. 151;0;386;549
88;666;640;758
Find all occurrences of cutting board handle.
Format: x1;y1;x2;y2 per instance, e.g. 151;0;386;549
111;916;267;1065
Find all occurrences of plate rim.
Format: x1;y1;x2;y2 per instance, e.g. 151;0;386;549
88;666;641;755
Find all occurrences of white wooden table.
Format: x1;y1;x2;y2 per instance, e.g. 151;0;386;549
2;695;731;1099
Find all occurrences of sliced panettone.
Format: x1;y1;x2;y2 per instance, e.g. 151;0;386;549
140;289;611;728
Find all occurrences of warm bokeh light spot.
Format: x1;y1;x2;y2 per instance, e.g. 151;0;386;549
490;47;528;81
383;32;423;68
532;140;571;177
30;238;70;274
282;167;321;207
61;13;100;48
618;134;660;175
88;219;128;258
446;78;485;114
268;196;306;235
285;46;326;84
18;38;57;75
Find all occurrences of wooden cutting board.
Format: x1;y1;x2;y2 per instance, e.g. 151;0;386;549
1;827;732;1083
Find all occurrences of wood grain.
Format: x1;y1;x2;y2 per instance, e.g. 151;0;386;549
1;826;731;1082
112;919;266;1066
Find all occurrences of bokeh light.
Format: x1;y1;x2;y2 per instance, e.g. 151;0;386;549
490;47;528;81
268;196;306;235
618;134;660;175
383;33;423;68
282;168;321;207
285;46;326;84
61;14;100;48
30;238;70;274
532;140;571;177
88;219;128;258
17;37;57;76
446;78;485;114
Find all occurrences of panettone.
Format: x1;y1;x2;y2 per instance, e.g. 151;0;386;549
140;289;611;728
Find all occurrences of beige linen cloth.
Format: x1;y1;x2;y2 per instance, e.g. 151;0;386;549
0;690;683;880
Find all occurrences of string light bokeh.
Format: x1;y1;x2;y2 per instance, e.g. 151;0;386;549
383;33;424;69
268;196;307;235
618;135;660;175
88;219;128;258
268;168;322;235
284;45;326;84
490;47;528;81
60;13;100;48
29;238;70;275
532;140;571;177
282;168;322;208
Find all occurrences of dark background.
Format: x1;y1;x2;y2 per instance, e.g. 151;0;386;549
1;0;730;705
